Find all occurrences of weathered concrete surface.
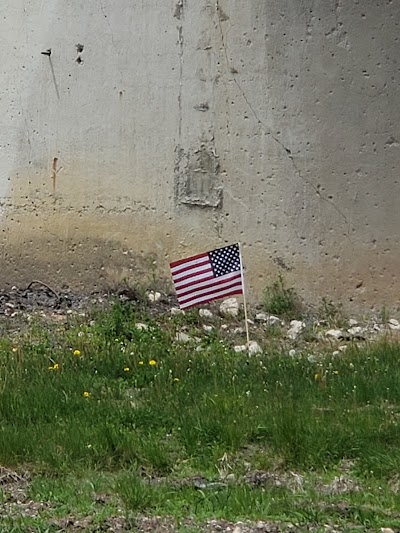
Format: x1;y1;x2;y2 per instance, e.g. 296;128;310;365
0;0;399;310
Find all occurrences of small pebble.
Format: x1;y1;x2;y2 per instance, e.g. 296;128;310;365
199;309;213;318
147;291;161;303
135;323;149;331
175;332;192;343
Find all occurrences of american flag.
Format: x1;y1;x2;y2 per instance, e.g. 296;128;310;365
170;243;244;309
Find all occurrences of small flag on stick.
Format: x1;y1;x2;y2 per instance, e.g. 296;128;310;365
170;243;244;310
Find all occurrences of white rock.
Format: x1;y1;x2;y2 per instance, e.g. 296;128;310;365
147;291;161;303
175;332;192;343
135;323;149;331
248;341;262;356
349;318;358;326
199;309;213;318
332;350;340;356
203;325;213;332
326;329;344;340
287;320;305;339
232;527;242;533
348;326;363;336
170;307;184;315
220;298;239;317
290;319;304;328
267;315;281;326
389;318;400;330
254;312;282;326
221;324;228;330
288;349;296;357
234;345;247;353
381;529;395;533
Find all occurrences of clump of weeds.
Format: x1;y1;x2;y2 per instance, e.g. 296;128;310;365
262;275;303;319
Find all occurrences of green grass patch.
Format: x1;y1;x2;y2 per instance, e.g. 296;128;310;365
0;301;398;529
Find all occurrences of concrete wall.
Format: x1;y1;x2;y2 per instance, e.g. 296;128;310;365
0;0;399;310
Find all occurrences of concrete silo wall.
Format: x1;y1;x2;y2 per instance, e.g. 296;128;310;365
0;0;399;310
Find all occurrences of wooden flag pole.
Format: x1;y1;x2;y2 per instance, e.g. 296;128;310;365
238;243;250;347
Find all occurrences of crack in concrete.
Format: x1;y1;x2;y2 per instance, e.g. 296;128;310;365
100;2;116;49
215;0;353;234
100;1;124;86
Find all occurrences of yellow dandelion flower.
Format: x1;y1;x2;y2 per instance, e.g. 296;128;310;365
173;378;180;383
83;391;90;398
149;359;157;366
124;367;130;372
12;347;18;353
138;361;144;366
73;349;81;356
53;363;59;370
314;373;320;381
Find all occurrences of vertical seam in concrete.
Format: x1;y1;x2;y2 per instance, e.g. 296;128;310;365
177;6;184;141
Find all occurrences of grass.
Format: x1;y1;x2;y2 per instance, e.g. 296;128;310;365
0;300;399;530
262;275;302;319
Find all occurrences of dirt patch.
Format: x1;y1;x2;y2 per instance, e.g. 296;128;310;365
0;283;97;316
0;282;178;320
244;470;304;492
0;466;52;521
50;515;129;532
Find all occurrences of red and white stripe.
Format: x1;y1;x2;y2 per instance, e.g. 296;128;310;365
170;251;243;309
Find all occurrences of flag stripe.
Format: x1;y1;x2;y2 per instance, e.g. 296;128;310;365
170;252;208;271
177;276;243;305
171;259;210;278
176;272;242;298
174;271;215;290
180;286;243;309
172;264;213;283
